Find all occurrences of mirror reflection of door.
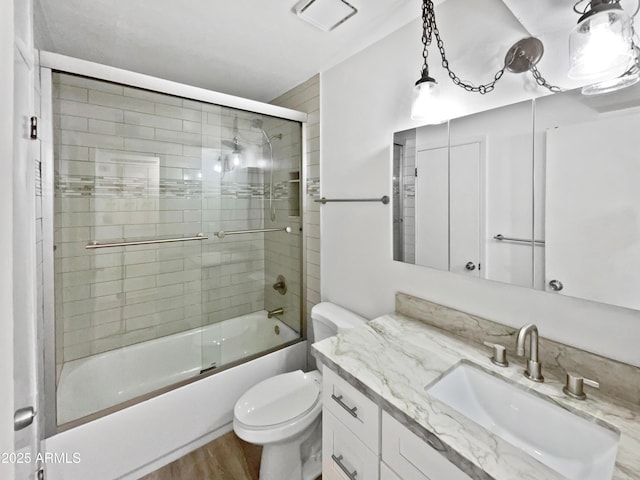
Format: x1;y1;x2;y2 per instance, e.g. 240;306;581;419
415;142;481;276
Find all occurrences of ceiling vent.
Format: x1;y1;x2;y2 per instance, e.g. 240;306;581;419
294;0;358;31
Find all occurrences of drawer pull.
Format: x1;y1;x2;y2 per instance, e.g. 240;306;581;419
332;454;358;480
331;394;358;418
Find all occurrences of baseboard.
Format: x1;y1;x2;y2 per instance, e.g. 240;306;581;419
119;422;234;480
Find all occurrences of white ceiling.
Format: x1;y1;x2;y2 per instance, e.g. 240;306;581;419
34;0;640;102
35;0;423;102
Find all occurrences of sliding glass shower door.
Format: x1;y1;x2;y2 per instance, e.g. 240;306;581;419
52;72;302;426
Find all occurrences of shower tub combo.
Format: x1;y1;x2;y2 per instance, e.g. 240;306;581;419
41;52;308;480
57;311;299;424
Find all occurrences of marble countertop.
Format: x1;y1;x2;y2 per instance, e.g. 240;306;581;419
312;313;640;480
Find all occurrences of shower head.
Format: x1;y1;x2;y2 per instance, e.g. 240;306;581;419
270;133;283;141
251;118;264;129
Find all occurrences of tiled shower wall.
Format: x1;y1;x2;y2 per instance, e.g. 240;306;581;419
53;73;300;365
270;75;320;339
262;116;302;333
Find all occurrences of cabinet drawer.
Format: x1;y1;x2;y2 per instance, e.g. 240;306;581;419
322;410;379;480
322;368;380;454
381;462;402;480
382;411;472;480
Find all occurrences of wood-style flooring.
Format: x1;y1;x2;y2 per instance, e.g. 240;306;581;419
140;432;261;480
140;431;322;480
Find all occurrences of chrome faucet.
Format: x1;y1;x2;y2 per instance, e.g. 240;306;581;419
267;307;284;319
515;323;544;382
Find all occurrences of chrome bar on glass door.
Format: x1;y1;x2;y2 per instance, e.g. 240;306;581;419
493;234;545;245
315;195;390;205
215;226;292;239
86;233;208;249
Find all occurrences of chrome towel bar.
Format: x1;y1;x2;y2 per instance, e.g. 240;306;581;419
215;226;291;239
315;195;390;205
86;233;208;249
494;234;545;245
86;227;292;248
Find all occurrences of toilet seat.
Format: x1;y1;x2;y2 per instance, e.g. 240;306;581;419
233;370;322;445
235;370;321;429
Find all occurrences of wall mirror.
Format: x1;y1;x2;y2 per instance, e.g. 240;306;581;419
393;83;640;311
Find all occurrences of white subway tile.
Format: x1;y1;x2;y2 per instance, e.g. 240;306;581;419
60;115;88;132
121;327;156;346
125;138;183;155
92;225;124;241
57;74;124;95
91;280;123;297
94;320;124;340
61;130;125;150
93;307;123;326
62;285;90;303
155;103;202;122
155;128;202;146
123;300;157;320
63;312;92;331
58;99;124;122
89;90;155;114
59;84;88;103
122;86;182;107
123;275;157;292
124;110;182;131
89;119;155;140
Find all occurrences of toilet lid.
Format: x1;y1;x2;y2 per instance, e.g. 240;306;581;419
234;370;320;428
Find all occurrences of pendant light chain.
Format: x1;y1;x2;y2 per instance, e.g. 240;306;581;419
530;66;563;92
419;0;562;94
421;0;506;94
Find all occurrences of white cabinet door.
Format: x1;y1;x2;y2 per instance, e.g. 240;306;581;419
322;368;380;454
322;410;379;480
381;462;402;480
382;412;472;480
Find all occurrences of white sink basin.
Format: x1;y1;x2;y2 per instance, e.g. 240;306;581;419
425;362;620;480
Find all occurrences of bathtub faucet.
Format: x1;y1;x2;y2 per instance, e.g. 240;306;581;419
267;307;284;319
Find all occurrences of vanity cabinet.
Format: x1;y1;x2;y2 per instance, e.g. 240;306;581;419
381;411;473;480
322;368;379;479
322;368;473;480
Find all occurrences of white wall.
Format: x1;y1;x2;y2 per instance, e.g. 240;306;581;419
0;0;16;477
320;16;640;367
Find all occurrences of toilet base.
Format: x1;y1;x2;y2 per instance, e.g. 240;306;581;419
258;416;322;480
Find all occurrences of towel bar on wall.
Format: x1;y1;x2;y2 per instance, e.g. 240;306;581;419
493;234;545;245
314;196;390;205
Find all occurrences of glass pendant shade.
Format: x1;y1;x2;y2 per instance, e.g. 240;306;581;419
581;68;640;95
411;77;447;123
569;9;634;81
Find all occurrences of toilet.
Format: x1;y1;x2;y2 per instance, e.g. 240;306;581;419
233;302;368;480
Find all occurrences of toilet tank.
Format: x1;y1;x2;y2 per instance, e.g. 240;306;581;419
310;302;368;343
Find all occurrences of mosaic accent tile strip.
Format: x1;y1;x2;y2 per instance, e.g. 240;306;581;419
404;184;415;198
306;177;320;197
56;175;295;200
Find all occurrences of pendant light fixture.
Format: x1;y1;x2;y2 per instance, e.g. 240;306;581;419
569;0;636;82
410;0;561;122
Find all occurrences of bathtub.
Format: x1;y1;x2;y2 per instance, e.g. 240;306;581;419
46;314;306;480
58;311;300;425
